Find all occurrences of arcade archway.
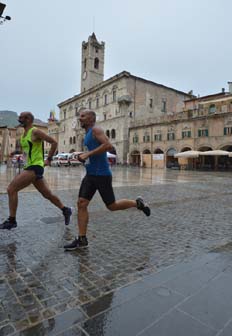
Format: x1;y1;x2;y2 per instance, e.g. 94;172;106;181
130;150;141;166
166;148;178;168
197;146;213;170
142;149;151;167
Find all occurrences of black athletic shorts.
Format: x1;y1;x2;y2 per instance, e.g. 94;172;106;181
79;175;115;206
24;165;44;180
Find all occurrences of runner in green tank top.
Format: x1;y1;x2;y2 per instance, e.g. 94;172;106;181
0;111;72;230
20;126;44;169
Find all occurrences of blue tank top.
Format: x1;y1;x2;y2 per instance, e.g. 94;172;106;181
84;128;111;176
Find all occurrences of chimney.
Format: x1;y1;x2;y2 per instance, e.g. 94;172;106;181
222;88;225;93
228;82;232;94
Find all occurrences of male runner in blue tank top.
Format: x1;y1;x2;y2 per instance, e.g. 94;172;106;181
64;109;150;250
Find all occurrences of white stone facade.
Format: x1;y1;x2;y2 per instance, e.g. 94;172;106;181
57;34;191;162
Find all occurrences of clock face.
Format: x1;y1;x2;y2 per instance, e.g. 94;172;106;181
71;118;77;129
82;71;87;80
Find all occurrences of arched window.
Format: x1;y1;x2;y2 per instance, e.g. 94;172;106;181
143;132;150;143
112;86;117;102
209;104;216;114
106;130;110;138
133;133;139;143
73;136;76;144
94;57;99;69
75;103;79;116
111;129;116;139
69;137;72;145
95;94;100;108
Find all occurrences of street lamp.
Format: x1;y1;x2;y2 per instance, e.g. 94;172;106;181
0;2;11;25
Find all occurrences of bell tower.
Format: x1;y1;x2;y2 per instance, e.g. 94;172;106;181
81;33;105;92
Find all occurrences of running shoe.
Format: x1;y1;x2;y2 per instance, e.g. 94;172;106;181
0;219;17;230
64;237;88;251
136;197;151;216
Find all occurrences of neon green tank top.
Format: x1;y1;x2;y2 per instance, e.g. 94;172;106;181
20;127;44;168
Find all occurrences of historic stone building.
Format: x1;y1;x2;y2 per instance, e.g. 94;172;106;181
57;33;191;163
129;84;232;169
0;127;16;162
47;111;60;154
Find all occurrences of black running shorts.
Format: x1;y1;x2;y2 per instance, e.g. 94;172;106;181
25;165;44;180
79;175;115;206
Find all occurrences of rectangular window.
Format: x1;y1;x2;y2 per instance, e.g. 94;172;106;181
96;98;99;108
113;91;116;102
133;135;139;143
104;94;107;105
167;132;175;140
154;134;162;141
224;127;232;135
198;129;209;137
88;101;91;109
149;99;153;108
182;131;191;138
161;99;167;112
143;135;150;142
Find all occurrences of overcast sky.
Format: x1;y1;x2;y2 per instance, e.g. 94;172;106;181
1;0;231;121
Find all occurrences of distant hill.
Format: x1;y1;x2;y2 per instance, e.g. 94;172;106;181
0;110;18;127
0;111;47;127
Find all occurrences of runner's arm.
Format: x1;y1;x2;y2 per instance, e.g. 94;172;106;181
79;126;112;161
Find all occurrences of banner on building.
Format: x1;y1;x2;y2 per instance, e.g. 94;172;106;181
153;154;164;160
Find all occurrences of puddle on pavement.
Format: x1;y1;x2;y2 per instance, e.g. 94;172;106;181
40;217;61;224
211;242;232;252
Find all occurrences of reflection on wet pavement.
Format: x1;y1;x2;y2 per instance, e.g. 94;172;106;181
1;164;232;334
1;164;232;194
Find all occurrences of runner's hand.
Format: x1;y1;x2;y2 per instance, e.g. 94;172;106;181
44;159;51;167
78;153;88;163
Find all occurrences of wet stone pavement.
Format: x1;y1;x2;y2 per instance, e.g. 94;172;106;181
1;166;232;335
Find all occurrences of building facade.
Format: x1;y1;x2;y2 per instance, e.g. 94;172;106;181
129;85;232;169
0;127;16;162
57;33;191;163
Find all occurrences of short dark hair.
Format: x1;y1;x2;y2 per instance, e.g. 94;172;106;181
27;112;34;122
88;110;96;122
20;111;34;122
85;109;96;122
